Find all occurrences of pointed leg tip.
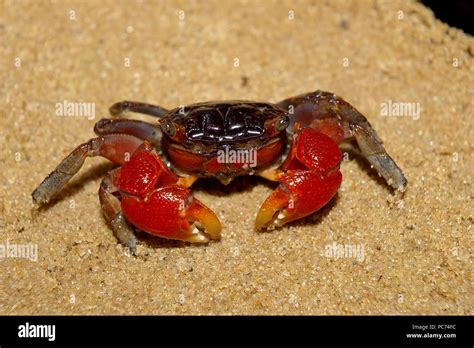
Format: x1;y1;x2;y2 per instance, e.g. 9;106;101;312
31;190;43;206
125;238;137;251
109;103;122;116
31;191;49;210
397;185;407;194
31;200;41;210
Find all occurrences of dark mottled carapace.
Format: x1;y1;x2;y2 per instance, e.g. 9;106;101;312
165;101;288;143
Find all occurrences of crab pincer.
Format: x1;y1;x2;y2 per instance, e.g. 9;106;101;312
256;126;342;230
113;142;221;243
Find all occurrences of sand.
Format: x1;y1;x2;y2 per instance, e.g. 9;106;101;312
1;0;472;315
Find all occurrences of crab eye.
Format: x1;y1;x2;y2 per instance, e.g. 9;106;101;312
275;116;289;132
162;122;176;137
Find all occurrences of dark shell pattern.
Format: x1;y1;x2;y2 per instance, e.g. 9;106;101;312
165;101;288;144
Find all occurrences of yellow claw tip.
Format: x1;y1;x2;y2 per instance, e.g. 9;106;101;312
186;199;222;242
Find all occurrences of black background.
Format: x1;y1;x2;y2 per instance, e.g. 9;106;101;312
422;0;474;35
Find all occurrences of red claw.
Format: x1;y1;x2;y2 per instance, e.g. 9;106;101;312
256;170;342;229
121;186;221;242
114;142;221;243
256;127;342;230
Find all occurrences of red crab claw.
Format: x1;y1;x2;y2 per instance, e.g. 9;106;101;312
256;126;342;230
115;141;221;243
120;186;221;243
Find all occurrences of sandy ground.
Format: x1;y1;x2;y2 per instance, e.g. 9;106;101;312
1;0;472;315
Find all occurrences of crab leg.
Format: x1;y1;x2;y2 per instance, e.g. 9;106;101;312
94;118;161;146
277;90;407;192
32;134;143;205
99;170;138;250
109;101;169;118
256;127;342;230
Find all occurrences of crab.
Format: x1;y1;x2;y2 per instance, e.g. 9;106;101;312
32;90;407;251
